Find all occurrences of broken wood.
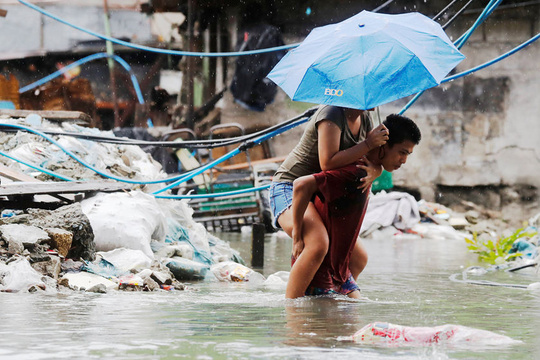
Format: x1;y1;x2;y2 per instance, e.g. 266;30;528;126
0;109;91;124
0;163;40;183
0;181;131;197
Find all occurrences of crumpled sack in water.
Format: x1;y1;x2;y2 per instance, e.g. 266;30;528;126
210;261;265;283
352;322;521;347
263;271;289;288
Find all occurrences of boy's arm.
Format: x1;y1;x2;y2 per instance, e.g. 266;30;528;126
291;175;318;258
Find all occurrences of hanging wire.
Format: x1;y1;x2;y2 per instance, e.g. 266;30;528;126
442;0;476;29
433;0;464;21
0;107;317;149
0;115;309;187
372;0;395;13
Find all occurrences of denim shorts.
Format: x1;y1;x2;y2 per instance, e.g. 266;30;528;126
269;181;293;228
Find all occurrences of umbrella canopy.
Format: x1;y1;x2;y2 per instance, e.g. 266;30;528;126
267;11;465;110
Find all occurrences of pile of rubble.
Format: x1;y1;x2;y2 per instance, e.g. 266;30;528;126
0;191;260;293
0;115;279;293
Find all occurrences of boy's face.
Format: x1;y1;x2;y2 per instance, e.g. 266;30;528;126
381;140;416;172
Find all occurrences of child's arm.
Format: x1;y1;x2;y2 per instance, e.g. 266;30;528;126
291;175;318;258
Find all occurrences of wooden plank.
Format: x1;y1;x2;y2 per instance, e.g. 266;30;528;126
0;163;40;182
219;155;287;171
0;181;131;196
0;109;91;124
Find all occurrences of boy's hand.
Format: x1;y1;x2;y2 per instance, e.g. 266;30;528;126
366;124;389;149
357;156;383;193
291;228;305;258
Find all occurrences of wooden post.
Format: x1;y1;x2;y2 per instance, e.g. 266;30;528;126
251;223;265;268
103;0;121;128
185;0;195;129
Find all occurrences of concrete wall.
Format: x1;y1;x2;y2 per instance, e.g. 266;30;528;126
0;4;152;58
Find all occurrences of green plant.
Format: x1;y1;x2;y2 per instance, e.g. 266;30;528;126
465;228;536;264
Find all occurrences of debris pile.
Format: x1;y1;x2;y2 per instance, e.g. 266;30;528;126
0;116;166;186
0;191;253;293
0;115;271;293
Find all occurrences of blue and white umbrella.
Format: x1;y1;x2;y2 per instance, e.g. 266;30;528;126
267;11;465;110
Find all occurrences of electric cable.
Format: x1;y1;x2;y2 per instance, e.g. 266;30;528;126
0;116;308;187
449;272;529;289
0;107;317;149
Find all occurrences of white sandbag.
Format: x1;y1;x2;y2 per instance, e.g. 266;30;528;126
81;191;167;258
97;248;153;273
0;258;46;292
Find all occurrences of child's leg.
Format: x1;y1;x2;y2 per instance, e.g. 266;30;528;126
349;239;368;280
278;203;329;299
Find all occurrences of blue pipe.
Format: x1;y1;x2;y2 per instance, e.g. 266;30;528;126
0;122;198;185
151;118;308;194
0;117;307;188
19;53;145;105
454;0;502;48
400;0;503;114
0;149;75;181
444;31;540;82
155;184;271;199
400;28;540;114
18;0;299;57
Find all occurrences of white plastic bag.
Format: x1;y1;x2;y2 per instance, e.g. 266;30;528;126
210;261;265;283
81;191;167;258
0;258;46;292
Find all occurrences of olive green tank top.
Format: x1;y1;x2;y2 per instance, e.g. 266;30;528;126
273;105;373;183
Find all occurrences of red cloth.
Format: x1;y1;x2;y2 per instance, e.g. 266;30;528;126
310;162;370;289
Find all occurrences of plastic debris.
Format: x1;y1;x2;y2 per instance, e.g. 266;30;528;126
352;322;521;347
165;257;210;281
97;248;153;273
210;261;265;283
60;271;118;291
0;257;47;292
264;271;289;288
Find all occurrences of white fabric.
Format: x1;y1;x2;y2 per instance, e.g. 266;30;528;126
360;191;420;236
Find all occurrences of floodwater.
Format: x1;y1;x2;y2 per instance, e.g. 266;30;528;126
1;231;540;359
